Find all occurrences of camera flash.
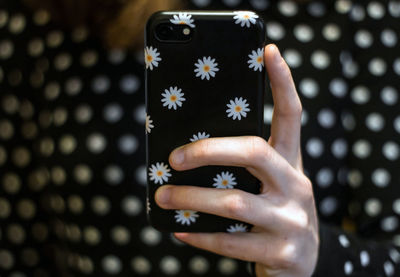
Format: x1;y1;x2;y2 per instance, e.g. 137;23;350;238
183;28;191;35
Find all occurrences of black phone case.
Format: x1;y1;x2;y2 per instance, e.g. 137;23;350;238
145;11;265;232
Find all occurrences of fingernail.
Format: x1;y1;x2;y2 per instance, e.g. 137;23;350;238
269;44;281;63
155;186;170;206
171;148;184;165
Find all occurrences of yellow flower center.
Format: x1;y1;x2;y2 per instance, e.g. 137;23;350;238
203;65;210;72
146;54;153;62
244;14;250;19
257;56;263;63
235;106;242;112
183;211;191;218
170;95;177;102
156;170;163;176
179;21;186;24
222;180;228;186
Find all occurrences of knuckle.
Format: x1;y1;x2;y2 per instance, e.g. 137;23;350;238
191;139;210;160
247;136;269;164
223;192;248;219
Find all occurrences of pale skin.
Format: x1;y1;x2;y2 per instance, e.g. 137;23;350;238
155;44;319;277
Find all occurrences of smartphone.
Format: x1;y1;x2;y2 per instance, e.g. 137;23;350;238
145;10;265;232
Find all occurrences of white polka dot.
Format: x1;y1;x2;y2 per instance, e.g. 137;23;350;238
92;75;110;94
393;199;400;215
33;9;50;26
217;258;238;275
12;147;30;168
86;133;107;154
382;141;399;160
111;225;130;245
344;261;353;275
355;30;373;48
65;77;82;96
104;103;123;123
0;120;14;140
121;196;142;216
360;250;370;267
222;0;241;7
367;1;385;19
107;49;127;64
17;199;36;219
342;59;359;78
338;234;350;248
120;74;140;94
44;82;61;100
316;168;334;188
54;53;72;71
59;134;77;154
307;2;326;17
381;216;399;232
74;164;92;185
0;40;13;59
140;226;162;246
71;26;89;43
80;50;98;67
131;256;151;275
351;85;370;104
0;146;6;166
75;104;93;124
250;0;269;10
306;138;324;158
263;104;273;124
384;261;395;276
365;113;385;132
53;107;68;126
371;168;391;188
118;134;138;154
299;78;319;98
46;31;64;48
83;226;101;245
0;249;14;269
0;197;11;218
329;78;348;98
381;86;398;105
319;197;338;216
318;108;336;128
389;248;400;263
331;138;348;159
393;58;400;75
381;29;398;47
91;196;111;215
27;38;44;57
104;165;124;185
350;4;365;21
9;14;25;34
266;21;285;41
365;198;382;217
311;50;330;69
389;1;400;17
395;116;400;134
134;105;146;124
102;255;122;274
294;24;314;43
135;165;147;186
301;109;309;126
1;95;19;114
160;256;181;275
322;23;341;41
7;224;26;244
0;10;9;28
283;49;302;68
394;235;400;247
348;169;363;188
335;0;351;13
68;195;84;214
368;58;387;76
189;256;209;274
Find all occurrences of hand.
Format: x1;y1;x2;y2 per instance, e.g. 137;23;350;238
155;44;319;277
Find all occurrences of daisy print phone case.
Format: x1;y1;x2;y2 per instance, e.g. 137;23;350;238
145;11;265;232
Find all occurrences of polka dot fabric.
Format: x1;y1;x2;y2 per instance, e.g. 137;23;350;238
0;0;399;276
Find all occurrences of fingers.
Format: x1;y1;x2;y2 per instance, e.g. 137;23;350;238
155;185;280;229
174;232;296;269
264;44;302;168
169;136;295;192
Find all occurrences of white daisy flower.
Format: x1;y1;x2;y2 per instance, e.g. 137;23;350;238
233;11;259;28
175;210;199;225
161;87;186;110
190;132;210;142
148;162;171;185
145;114;154;133
227;223;248;233
144;46;161;70
194;56;220;80
248;48;264;72
226;97;250;120
213;171;237;189
170;13;195;28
